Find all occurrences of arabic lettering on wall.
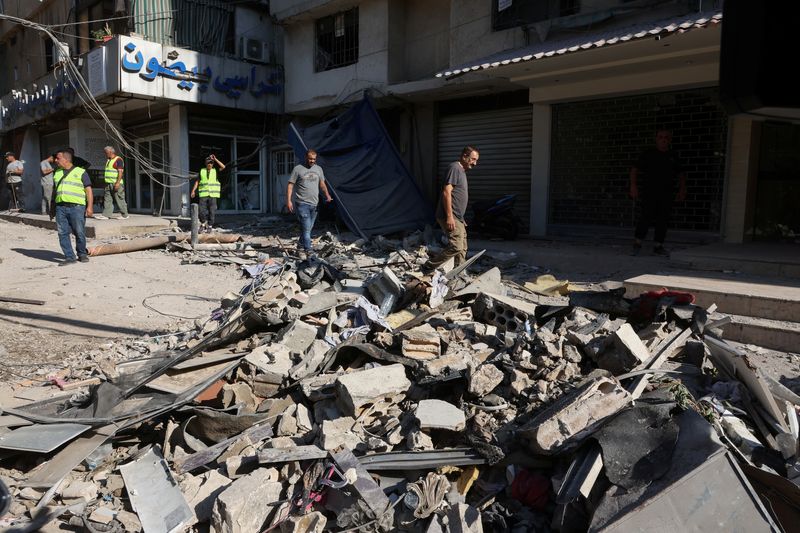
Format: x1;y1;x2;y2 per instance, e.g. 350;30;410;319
121;42;281;99
0;73;78;128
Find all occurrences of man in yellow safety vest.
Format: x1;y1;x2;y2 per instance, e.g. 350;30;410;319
191;154;226;232
94;146;129;220
50;149;94;266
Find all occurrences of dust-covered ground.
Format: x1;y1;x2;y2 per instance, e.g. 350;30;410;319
0;219;247;379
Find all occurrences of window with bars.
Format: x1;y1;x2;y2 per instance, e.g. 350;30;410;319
315;8;358;72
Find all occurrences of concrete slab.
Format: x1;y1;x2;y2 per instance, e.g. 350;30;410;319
0;211;171;238
624;274;800;323
671;242;800;279
721;314;800;354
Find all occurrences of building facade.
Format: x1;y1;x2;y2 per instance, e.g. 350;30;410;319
272;0;798;244
0;0;284;216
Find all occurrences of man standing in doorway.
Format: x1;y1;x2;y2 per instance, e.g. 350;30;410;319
629;129;687;256
191;154;226;232
40;154;55;215
94;146;129;220
427;146;480;268
287;150;333;258
4;152;26;212
50;149;93;265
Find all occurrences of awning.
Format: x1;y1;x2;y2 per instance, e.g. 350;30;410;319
436;11;722;79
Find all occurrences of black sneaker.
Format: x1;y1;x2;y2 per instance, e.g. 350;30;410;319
653;245;669;256
59;259;77;266
78;255;89;263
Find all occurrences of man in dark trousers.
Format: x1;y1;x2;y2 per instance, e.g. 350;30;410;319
191;154;226;233
630;129;686;256
427;146;480;268
50;149;93;265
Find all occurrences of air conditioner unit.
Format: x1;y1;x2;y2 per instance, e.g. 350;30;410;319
240;37;269;64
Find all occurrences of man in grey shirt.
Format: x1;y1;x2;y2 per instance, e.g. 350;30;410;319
427;146;480;268
40;154;55;215
4;151;25;212
287;149;333;256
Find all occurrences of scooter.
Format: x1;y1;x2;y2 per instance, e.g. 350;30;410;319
469;194;521;240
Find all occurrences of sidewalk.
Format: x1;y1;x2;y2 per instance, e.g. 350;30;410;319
0;211;171;238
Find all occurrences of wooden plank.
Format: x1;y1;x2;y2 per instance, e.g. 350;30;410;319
257;445;327;465
22;424;117;489
175;423;273;474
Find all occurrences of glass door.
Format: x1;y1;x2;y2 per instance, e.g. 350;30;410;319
132;135;171;215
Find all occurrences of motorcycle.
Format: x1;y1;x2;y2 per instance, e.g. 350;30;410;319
469;194;522;240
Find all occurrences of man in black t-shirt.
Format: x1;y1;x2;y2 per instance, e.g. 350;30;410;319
629;129;686;255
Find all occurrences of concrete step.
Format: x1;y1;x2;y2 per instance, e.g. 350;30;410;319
670;242;800;279
719;314;800;354
624;274;800;323
0;212;171;238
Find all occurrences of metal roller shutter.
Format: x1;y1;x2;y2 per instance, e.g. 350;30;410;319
437;106;532;232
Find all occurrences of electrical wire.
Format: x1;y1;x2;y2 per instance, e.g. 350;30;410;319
141;293;219;320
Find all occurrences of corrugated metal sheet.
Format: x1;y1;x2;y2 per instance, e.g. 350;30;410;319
437;106;532;232
132;0;174;45
437;11;722;78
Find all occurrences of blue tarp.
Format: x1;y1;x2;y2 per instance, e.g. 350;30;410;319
287;97;434;238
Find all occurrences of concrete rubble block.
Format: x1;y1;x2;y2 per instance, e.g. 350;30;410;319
401;324;442;360
510;369;534;395
610;323;651;371
468;364;505;397
415;399;466;431
211;469;283;533
407;429;435;450
277;404;299;437
88;506;116;524
222;382;258;412
289;339;331;381
180;469;233;523
277;320;320;354
455;267;505;298
115;510;142;532
447;503;484;533
279;511;327;533
320;417;362;450
471;293;536;334
518;376;631;454
423;352;473;377
245;344;294;384
335;363;412;416
61;480;97;503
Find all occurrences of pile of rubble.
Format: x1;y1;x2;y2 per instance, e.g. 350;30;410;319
0;231;798;532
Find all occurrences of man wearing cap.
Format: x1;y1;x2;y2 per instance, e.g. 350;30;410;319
51;149;93;265
190;154;226;232
4;152;25;212
94;146;128;220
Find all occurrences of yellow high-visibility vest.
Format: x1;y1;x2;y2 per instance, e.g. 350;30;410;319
198;168;220;198
54;167;87;205
104;156;123;185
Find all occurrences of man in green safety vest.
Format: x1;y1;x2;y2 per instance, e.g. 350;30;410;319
191;154;226;233
93;146;129;220
50;149;94;266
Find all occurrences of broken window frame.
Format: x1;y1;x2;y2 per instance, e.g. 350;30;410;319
315;8;359;72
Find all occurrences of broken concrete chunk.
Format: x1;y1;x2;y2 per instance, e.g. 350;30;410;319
608;323;650;373
245;344;293;384
401;324;441;360
277;404;299;437
519;376;631;454
288;339;331;380
447;503;484;533
472;293;536;334
455;267;505;298
61;480;97;503
212;469;283;533
510;369;534;395
415;399;466;432
181;469;233;523
407;429;435;450
320;417;362;450
277;320;320;354
423;352;473;377
335;363;411;416
279;511;327;533
468;364;504;397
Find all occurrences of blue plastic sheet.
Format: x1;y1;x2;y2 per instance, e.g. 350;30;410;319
288;97;434;237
